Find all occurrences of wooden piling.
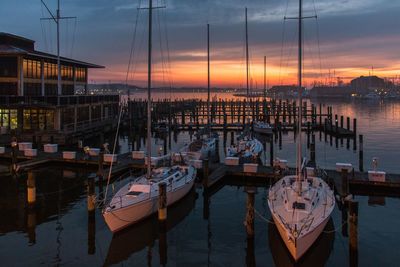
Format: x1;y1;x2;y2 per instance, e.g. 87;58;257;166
158;182;167;221
349;200;359;267
87;175;95;213
245;188;255;237
27;171;36;207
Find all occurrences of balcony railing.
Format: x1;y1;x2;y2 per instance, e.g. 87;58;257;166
63;117;115;133
0;95;120;106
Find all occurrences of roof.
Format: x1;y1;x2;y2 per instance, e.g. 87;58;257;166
0;32;104;68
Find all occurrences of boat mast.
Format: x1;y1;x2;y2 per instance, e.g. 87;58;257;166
296;0;303;193
263;55;266;100
245;7;249;97
207;23;211;131
40;0;76;95
146;0;153;179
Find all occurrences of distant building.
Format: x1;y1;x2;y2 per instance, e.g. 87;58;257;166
350;76;385;95
0;32;119;144
309;86;353;98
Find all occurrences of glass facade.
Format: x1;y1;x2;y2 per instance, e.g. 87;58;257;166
23;109;54;130
0;109;17;129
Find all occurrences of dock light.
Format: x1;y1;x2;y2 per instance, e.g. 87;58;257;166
84;146;90;154
11;141;18;148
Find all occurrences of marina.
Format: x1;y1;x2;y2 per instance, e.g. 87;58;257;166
1;0;400;266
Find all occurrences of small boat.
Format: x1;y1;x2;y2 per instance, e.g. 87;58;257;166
103;165;196;232
253;121;273;135
267;0;335;261
181;136;216;160
226;136;263;163
268;175;335;260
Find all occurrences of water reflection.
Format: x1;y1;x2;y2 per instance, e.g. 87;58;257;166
0;168;86;238
104;188;197;266
268;218;335;267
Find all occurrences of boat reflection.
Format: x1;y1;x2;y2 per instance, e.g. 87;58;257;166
268;218;335;267
104;188;197;266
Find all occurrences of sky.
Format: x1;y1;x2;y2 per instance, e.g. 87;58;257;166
1;0;399;88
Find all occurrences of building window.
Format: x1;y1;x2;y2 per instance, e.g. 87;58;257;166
23;59;41;79
76;67;86;82
0;56;17;77
0;109;17;129
0;82;17;95
23;108;54;130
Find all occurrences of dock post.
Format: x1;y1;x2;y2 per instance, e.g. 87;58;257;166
202;159;209;188
87;175;95;213
359;134;364;172
340;115;344;129
353;118;357;137
245;187;256;267
245;187;255;237
11;137;18;175
341;169;349;196
27;171;36;207
159;217;168;266
347;117;350;131
27;201;37;244
349;200;359;267
158;182;167;221
335;114;339;134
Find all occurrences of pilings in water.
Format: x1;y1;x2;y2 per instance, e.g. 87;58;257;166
359;134;364;172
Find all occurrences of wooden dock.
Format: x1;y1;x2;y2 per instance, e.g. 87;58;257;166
1;145;399;198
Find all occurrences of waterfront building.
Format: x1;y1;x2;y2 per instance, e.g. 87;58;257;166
308;86;353;98
0;32;119;144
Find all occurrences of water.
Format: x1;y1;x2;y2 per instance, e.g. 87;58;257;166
1;93;399;266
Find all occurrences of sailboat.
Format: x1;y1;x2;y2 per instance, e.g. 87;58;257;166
267;0;335;261
226;8;263;163
181;23;217;160
102;0;196;233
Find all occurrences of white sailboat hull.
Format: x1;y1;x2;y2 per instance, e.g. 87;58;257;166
271;209;331;260
103;169;196;233
268;175;335;261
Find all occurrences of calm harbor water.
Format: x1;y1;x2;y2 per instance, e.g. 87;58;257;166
1;92;399;266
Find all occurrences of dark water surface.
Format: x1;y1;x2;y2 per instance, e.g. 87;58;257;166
1;93;399;266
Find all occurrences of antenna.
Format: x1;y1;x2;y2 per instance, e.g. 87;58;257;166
41;0;76;95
